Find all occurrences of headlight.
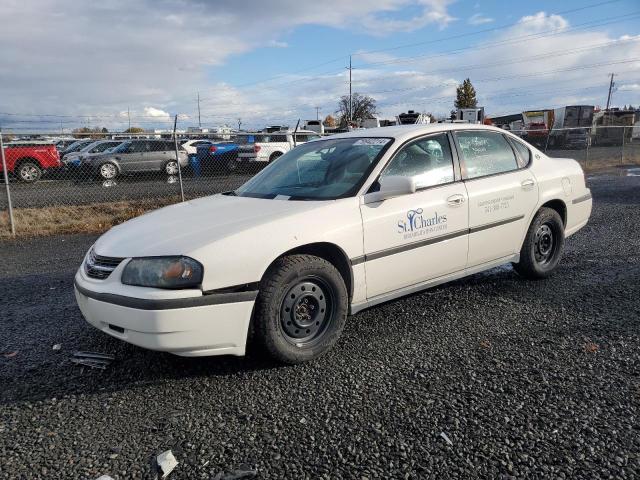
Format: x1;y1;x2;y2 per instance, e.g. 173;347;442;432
121;256;203;289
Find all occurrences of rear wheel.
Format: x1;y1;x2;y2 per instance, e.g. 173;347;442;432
225;157;239;173
17;161;42;183
513;207;565;279
98;162;118;180
165;160;179;175
269;151;283;163
253;254;348;364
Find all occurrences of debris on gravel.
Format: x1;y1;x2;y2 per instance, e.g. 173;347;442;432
0;174;639;479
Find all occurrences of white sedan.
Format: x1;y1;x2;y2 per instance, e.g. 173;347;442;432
74;124;592;363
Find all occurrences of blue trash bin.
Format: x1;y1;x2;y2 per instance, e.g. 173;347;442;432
189;154;201;177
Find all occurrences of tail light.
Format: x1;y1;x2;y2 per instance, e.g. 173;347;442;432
209;145;217;153
253;145;261;153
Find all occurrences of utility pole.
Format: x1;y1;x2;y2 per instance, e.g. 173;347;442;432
315;106;321;121
197;92;202;128
347;55;352;123
127;107;131;131
606;73;616;111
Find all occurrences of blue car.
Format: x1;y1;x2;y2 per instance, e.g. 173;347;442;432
194;141;241;174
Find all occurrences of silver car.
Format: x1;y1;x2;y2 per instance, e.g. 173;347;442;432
64;140;124;167
84;139;189;179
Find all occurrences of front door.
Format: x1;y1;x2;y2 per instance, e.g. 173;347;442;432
453;130;539;267
360;133;469;299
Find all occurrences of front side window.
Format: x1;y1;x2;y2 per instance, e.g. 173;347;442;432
380;133;454;189
456;131;518;179
91;142;118;153
236;137;392;200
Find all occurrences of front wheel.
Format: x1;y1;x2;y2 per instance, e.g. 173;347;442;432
253;254;348;364
513;207;565;279
17;161;42;183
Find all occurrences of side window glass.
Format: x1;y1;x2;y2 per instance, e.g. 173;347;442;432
510;138;531;168
380;133;454;189
456;131;518;179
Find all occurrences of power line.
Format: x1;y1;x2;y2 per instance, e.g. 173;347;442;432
352;0;624;56
203;10;638;97
352;14;640;69
218;0;624;93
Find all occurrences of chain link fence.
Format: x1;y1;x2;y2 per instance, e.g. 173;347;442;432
1;125;638;237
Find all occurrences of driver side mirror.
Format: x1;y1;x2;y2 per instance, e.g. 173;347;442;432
364;175;417;204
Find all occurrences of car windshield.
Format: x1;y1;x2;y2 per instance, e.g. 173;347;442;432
64;140;92;153
110;141;131;153
235;137;392;200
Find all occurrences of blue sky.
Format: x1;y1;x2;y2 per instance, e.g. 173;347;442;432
0;0;638;131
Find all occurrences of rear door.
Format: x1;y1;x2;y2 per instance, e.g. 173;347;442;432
120;140;147;172
453;130;538;268
360;133;469;299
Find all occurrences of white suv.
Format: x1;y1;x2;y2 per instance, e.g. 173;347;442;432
237;130;321;164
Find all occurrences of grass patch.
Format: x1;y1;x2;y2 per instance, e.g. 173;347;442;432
0;197;180;238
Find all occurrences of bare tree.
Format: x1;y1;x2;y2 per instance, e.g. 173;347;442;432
337;93;377;125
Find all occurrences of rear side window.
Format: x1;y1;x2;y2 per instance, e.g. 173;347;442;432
456;131;518;179
271;135;287;142
509;138;531;168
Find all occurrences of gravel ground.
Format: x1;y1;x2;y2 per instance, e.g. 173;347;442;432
1;173;639;479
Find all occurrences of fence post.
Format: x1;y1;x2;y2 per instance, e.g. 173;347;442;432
585;134;590;170
620;126;626;166
0;130;16;236
173;114;185;202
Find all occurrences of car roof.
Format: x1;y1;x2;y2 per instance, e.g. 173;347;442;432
325;123;510;143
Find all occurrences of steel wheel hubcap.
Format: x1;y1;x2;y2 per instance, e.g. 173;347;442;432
281;279;331;345
534;224;554;264
166;162;178;174
21;166;37;180
101;164;116;178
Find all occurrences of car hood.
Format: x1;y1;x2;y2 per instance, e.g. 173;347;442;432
94;194;325;258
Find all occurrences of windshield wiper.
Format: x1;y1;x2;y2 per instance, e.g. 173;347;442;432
274;182;323;189
222;190;237;196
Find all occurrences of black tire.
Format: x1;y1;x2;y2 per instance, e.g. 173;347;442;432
225;157;239;173
253;254;348;364
98;162;118;180
269;151;283;163
513;207;565;279
16;161;42;183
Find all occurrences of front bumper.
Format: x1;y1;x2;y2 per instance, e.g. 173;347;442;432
74;268;257;357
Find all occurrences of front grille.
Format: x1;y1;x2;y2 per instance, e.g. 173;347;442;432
85;249;125;280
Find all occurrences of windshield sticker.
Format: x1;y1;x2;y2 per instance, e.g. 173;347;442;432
398;208;448;240
353;138;391;146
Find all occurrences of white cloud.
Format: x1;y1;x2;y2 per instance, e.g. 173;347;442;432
143;107;171;118
268;40;289;48
468;13;494;25
0;0;456;130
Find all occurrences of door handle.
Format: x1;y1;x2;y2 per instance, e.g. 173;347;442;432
521;179;535;190
447;194;466;207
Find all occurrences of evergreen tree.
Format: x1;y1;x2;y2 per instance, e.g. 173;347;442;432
454;78;478;109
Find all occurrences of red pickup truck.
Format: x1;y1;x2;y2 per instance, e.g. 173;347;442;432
1;142;61;182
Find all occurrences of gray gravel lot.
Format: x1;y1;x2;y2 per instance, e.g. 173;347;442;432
1;174;639;479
